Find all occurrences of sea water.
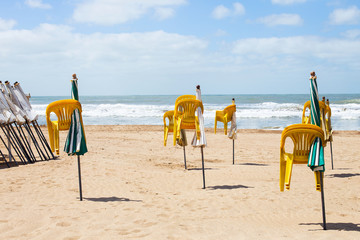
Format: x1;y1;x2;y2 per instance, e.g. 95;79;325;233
30;94;360;130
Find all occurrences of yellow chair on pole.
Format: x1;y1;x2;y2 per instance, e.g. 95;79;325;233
173;98;203;146
301;98;334;169
214;101;236;135
279;123;325;192
163;110;174;146
163;95;197;146
46;99;83;155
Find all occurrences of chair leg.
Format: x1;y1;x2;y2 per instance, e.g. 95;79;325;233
54;126;59;155
279;158;286;192
224;122;228;135
164;126;168;146
284;156;294;190
173;119;177;146
214;118;217;134
314;171;321;191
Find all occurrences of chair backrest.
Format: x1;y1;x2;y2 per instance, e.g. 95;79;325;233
174;99;203;121
223;104;236;119
280;124;325;164
163;110;174;126
175;95;196;105
46;99;82;131
301;100;329;124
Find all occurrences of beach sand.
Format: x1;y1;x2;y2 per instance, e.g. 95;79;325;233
1;125;360;239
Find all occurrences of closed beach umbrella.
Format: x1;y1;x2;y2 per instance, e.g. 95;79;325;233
71;74;79;101
308;72;324;171
64;73;88;201
228;98;237;164
307;71;326;230
191;85;207;189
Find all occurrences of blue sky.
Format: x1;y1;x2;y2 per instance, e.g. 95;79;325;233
0;0;359;96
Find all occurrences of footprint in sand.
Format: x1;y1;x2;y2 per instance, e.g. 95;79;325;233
56;222;71;227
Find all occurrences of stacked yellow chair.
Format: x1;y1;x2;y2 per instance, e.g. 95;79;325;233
46;99;83;155
163;95;196;146
163;110;174;146
214;101;236;135
279;124;325;191
173;97;203;146
302;98;334;168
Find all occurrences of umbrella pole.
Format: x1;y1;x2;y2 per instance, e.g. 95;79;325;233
232;139;235;165
0;135;18;165
23;122;47;161
183;145;187;169
77;155;83;201
6;124;31;163
0;149;10;167
15;123;37;162
320;171;326;230
201;146;205;189
31;122;51;160
33;121;55;159
1;125;23;164
330;141;334;170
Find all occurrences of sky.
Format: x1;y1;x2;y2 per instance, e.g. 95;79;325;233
0;0;359;96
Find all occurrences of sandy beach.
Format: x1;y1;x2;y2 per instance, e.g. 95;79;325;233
1;125;360;239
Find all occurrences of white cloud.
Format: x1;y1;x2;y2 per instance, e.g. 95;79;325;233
341;29;360;39
215;29;227;37
212;5;231;19
0;23;359;95
329;6;360;25
25;0;52;9
154;7;175;20
0;18;16;31
0;24;208;95
233;3;245;16
73;0;186;25
257;14;303;26
232;36;360;67
271;0;306;5
212;2;245;19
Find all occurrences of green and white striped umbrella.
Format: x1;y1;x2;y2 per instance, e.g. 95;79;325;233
65;74;87;200
308;74;325;172
71;75;79;101
64;108;87;156
64;75;87;156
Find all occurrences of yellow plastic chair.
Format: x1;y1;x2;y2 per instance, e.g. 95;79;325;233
301;100;330;133
214;104;236;135
163;95;196;146
46;99;83;155
163;110;174;146
175;95;196;104
302;98;334;168
280;124;325;192
173;98;204;146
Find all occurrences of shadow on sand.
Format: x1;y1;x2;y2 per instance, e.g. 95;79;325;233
238;162;269;167
84;197;142;203
187;167;217;171
326;173;360;178
300;222;360;232
207;184;253;190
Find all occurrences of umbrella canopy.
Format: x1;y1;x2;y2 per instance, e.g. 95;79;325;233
63;108;87;156
307;73;325;172
65;73;86;201
64;74;87;156
13;82;38;122
71;74;79;101
228;98;237;140
191;86;206;147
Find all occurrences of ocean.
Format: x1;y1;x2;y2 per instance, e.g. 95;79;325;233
30;94;360;130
